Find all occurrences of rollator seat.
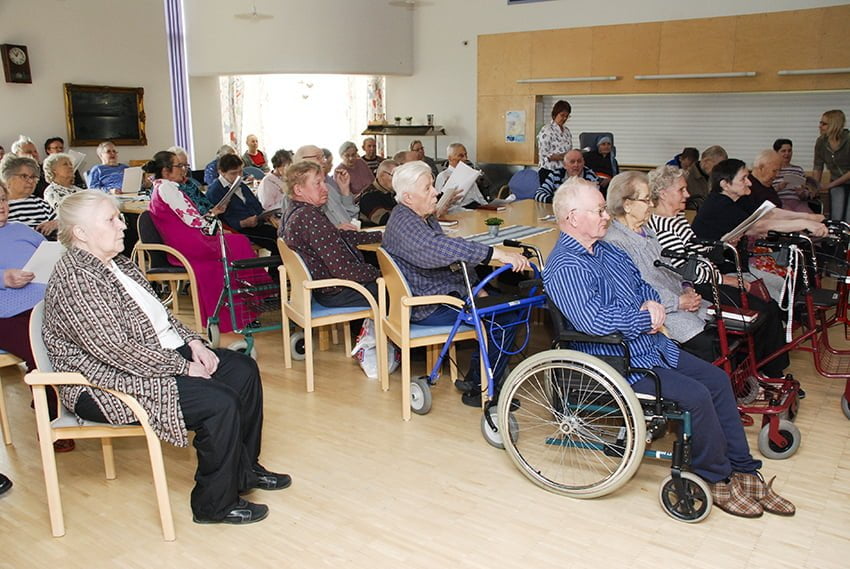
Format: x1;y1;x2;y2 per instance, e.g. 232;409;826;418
230;255;282;270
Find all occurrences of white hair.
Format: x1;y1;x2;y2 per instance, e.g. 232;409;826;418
10;135;35;155
392;161;432;203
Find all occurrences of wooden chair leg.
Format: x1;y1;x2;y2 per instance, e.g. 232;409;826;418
318;327;330;351
170;281;181;314
0;373;11;445
331;324;340;345
305;327;315;392
343;323;353;356
101;438;116;479
449;345;458;380
142;428;175;541
401;346;411;421
32;385;65;537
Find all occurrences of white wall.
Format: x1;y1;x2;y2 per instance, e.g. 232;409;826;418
385;0;849;161
183;0;413;76
0;0;174;167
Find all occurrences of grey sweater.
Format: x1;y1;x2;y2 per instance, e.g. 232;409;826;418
604;219;708;343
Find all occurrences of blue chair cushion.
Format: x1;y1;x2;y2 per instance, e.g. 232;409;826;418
409;322;474;339
508;169;540;200
310;300;369;318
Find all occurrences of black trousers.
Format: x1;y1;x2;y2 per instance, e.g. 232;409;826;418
693;283;789;377
75;346;264;520
239;223;279;251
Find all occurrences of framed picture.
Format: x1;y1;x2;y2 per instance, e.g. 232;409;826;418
63;83;147;146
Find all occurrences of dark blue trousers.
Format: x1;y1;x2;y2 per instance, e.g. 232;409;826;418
631;349;762;483
417;303;518;391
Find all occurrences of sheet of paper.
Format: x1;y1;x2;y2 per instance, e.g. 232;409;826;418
214;176;243;210
21;241;66;284
66;148;87;172
435;162;481;212
120;167;143;194
721;201;775;243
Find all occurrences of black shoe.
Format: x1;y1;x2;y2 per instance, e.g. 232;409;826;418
251;464;292;491
454;378;479;394
797;387;806;400
0;473;12;496
193;498;269;525
461;391;482;407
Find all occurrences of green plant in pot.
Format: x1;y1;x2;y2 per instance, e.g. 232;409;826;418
485;217;504;236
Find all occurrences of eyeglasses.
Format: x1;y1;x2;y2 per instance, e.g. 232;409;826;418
626;197;652;204
571;206;609;217
13;173;39;182
174;163;191;170
116;212;126;225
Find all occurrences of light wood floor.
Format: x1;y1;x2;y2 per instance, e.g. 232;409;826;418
2;307;850;569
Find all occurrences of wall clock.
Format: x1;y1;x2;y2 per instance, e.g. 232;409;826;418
2;44;32;84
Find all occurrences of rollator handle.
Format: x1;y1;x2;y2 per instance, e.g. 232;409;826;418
660;248;689;261
690;237;721;247
502;239;523;248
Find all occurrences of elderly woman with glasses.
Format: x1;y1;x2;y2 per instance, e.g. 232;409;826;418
144;151;272;333
336;141;374;196
43;190;290;524
43;152;84;209
0;154;57;237
602;171;717;362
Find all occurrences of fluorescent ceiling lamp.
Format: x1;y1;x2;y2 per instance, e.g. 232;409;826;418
777;67;850;76
516;76;619;84
634;71;756;80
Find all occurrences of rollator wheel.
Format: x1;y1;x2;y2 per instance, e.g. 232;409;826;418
206;322;221;348
480;406;519;449
410;376;432;415
757;419;801;460
841;396;850;420
227;340;258;360
498;349;646;499
658;472;712;523
290;331;306;361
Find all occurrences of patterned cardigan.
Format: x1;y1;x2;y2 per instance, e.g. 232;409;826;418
43;247;201;446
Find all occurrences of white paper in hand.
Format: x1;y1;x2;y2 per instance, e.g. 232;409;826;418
22;242;67;284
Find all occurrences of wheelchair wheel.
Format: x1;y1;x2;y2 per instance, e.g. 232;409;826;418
658;472;712;523
227;340;258;360
498;349;646;499
757;419;801;460
480;406;519;449
410;376;432;415
207;322;220;348
290;331;306;361
841;396;850;420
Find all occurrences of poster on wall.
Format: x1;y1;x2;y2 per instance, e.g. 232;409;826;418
505;110;526;143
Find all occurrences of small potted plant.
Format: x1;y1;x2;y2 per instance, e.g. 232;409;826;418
394;116;402;126
405;116;414;125
485;217;504;236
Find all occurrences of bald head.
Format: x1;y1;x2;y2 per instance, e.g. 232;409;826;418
294;145;324;165
392;150;417;164
752;149;781;186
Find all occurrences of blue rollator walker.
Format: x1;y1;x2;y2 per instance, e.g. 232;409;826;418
410;241;548;441
203;216;302;359
493;296;714;522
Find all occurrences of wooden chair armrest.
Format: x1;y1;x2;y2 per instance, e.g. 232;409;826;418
134;243;193;268
402;295;465;309
302;279;379;312
25;371;91;386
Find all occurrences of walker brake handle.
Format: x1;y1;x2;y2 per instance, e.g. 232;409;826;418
502;239;536;258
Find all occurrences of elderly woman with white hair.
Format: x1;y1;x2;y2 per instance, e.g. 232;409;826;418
86;141;129;192
42;152;84;209
382;160;530;406
336;140;374;196
0;154;57;237
43;190;290;524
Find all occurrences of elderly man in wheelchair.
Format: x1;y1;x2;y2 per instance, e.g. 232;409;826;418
541;177;794;518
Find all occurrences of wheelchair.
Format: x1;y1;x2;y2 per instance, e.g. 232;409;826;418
495;302;713;523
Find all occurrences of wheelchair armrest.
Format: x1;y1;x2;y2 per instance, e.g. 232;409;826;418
557;330;625;345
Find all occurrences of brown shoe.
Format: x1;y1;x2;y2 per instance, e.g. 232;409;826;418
734;471;795;516
53;439;75;453
708;476;763;518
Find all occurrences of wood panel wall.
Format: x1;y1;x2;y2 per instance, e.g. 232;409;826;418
477;5;850;164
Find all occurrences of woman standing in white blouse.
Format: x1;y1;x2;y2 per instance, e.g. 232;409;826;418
536;99;573;184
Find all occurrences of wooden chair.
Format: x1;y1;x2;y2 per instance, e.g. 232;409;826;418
375;248;479;420
131;210;203;332
25;301;175;541
0;350;23;445
276;238;384;392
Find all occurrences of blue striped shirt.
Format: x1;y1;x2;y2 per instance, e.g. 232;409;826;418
534;167;599;203
543;232;680;382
